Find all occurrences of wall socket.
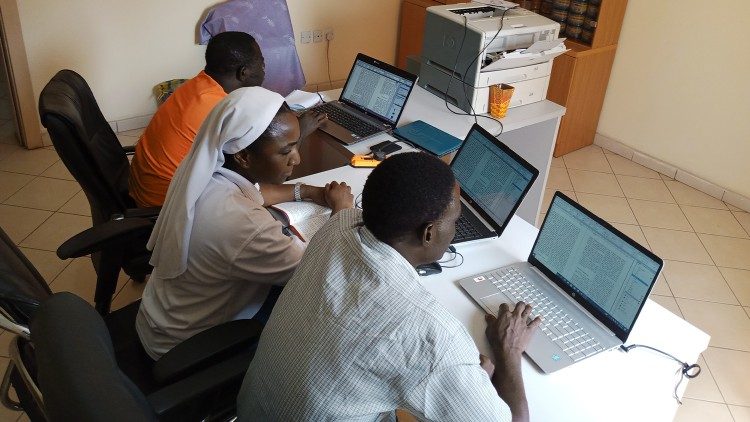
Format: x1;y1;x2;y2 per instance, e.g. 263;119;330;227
300;30;312;44
301;29;333;44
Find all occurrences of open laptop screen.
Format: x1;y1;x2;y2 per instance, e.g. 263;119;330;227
529;193;663;340
340;54;416;126
452;124;538;231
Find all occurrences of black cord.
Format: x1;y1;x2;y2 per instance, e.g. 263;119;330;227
438;249;464;268
620;344;701;404
442;7;509;135
316;91;326;104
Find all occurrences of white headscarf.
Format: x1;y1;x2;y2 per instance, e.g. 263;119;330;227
147;86;286;279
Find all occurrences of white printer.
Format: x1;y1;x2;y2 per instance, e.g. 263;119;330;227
419;3;565;114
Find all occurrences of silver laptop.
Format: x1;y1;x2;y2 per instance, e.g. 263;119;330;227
314;53;417;145
451;124;539;244
460;192;663;373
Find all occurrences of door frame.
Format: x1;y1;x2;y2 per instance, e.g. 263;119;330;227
0;0;42;149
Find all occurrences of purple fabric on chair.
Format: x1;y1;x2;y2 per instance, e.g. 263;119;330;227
200;0;306;96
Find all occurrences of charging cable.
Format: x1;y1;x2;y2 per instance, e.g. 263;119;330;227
620;344;701;404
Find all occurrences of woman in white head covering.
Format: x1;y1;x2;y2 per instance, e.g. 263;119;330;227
136;86;354;360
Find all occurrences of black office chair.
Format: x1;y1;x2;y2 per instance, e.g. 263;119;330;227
0;225;263;421
38;69;157;315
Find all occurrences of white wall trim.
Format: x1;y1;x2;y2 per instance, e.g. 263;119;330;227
594;133;750;213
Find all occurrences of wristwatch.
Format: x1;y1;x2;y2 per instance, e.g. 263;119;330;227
293;182;303;202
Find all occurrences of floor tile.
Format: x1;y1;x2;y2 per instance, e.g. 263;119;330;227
117;134;139;147
576;192;637;224
39;160;75;181
0;143;23;161
662;260;738;304
541;188;575;213
660;173;675;181
727;203;745;212
703;347;750;406
683;354;724;402
729;405;750;421
550;156;565;168
650;274;671;296
0;171;33;202
698;234;750;271
734;212;750;234
48;257;129;305
20;213;92;252
18;247;71;283
568;169;623;196
58;190;91;216
681;206;748;238
641;227;713;265
0;147;58;175
111;278;147;311
677;299;750;351
650;295;682;317
0;205;52;243
617;175;675;203
605;152;660;179
718;267;750;307
674;399;734;422
665;180;728;210
119;128;144;137
562;145;611;173
628;199;693;231
3;177;80;211
546;167;572;191
0;330;13;358
610;222;650;250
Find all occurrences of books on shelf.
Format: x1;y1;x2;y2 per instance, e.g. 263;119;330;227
270;201;331;242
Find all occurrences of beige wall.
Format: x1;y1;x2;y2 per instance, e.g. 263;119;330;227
16;0;400;122
597;0;750;197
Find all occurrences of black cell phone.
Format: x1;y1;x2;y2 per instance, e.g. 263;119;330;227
370;140;402;155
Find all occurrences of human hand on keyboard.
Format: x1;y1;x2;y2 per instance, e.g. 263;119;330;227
485;301;542;365
298;109;328;139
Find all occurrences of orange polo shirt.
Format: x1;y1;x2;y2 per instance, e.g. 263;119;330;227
129;71;227;207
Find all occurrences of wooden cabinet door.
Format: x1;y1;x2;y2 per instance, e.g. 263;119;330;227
397;0;439;69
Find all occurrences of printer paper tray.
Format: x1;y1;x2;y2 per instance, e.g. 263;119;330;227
476;60;552;88
481;47;567;73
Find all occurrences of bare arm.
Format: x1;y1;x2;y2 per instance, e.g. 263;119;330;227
259;183;325;206
485;302;541;422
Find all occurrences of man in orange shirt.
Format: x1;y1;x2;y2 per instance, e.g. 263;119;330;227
129;31;323;207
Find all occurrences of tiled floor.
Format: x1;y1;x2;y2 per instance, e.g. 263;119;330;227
0;142;749;421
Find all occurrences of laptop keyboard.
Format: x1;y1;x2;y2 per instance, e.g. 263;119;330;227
453;203;494;243
314;103;383;137
487;267;604;361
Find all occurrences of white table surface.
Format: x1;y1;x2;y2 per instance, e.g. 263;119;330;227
293;165;711;422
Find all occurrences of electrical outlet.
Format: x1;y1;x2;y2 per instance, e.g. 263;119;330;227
313;30;323;43
325;28;334;41
300;30;312;44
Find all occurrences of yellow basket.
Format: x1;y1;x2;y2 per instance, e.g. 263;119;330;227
489;83;515;118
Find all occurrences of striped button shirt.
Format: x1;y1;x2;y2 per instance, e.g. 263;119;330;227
238;209;511;421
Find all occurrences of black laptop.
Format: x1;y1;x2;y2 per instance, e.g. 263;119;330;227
314;53;417;145
451;124;539;244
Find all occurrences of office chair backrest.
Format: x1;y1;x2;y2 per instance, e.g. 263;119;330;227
32;292;157;422
38;70;134;226
0;227;52;334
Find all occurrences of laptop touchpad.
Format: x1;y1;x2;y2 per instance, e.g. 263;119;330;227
480;293;513;316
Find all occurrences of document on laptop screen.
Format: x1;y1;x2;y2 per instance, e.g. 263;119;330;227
452;130;535;225
531;197;660;331
341;60;413;124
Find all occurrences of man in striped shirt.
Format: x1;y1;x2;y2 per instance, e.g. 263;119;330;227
238;152;540;421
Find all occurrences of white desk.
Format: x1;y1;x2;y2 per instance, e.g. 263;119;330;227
293;165;711;422
320;86;566;226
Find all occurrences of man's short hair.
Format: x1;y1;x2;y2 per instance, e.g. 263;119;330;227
362;152;456;244
205;31;261;75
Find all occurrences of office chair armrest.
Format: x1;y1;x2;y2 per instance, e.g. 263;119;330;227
56;217;154;259
147;352;253;420
123;206;161;219
122;145;136;155
153;319;263;385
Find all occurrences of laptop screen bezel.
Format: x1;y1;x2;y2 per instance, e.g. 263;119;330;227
528;191;664;342
339;53;418;128
451;123;540;236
